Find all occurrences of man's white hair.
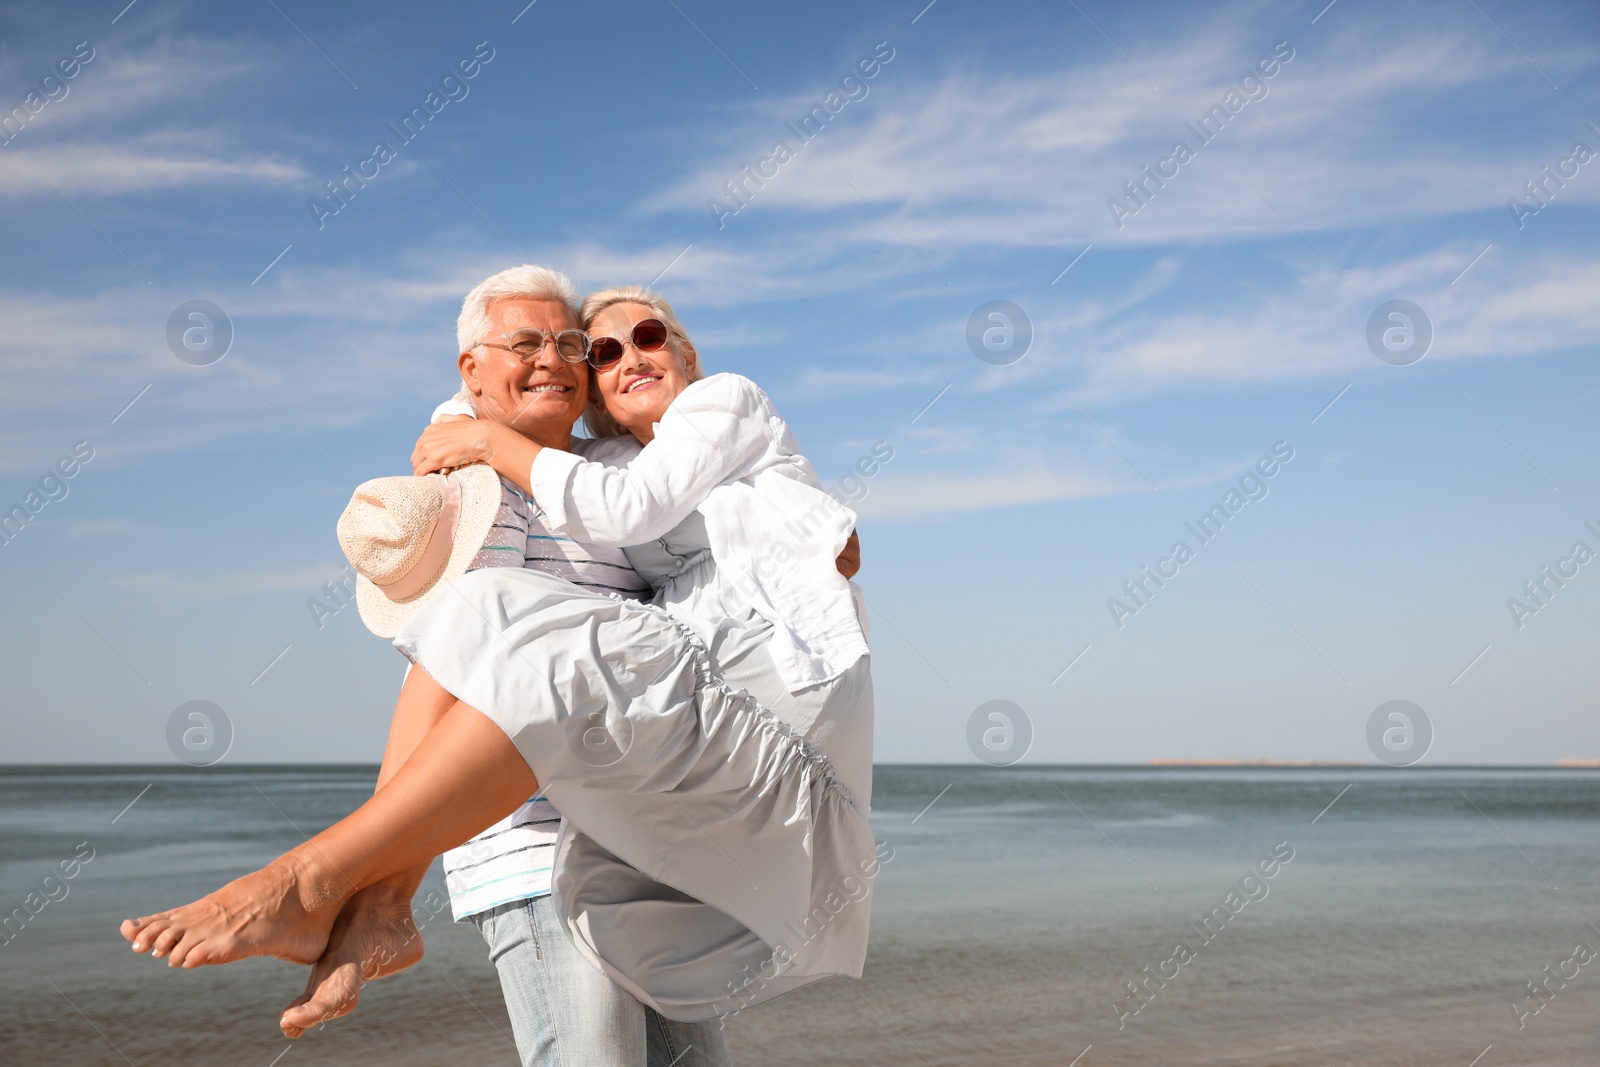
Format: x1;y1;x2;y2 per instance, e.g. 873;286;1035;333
456;264;581;353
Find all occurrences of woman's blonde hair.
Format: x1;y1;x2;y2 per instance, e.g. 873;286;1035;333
578;285;705;438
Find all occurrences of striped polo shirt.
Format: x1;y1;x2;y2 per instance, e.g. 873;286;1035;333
441;477;650;921
467;478;650;599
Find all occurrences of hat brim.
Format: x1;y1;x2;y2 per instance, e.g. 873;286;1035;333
355;463;504;639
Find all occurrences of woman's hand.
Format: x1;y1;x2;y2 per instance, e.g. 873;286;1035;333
835;530;861;580
412;419;503;476
412;418;542;496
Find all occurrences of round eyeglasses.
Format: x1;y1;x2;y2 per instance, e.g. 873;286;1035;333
474;328;591;364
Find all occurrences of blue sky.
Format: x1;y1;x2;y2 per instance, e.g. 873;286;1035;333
0;0;1596;764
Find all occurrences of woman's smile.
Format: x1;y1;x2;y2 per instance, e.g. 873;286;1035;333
583;299;701;442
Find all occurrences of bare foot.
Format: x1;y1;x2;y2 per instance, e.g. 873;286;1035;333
119;852;348;969
279;886;425;1039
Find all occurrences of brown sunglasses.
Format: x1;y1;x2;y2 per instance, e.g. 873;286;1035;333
588;318;669;370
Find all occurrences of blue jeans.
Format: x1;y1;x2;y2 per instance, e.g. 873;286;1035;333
472;895;731;1067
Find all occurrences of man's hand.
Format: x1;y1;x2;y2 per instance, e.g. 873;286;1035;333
836;530;861;580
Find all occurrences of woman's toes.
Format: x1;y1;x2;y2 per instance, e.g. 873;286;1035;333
167;927;209;968
128;916;168;953
280;994;311;1039
280;965;361;1037
149;923;185;959
118;862;338;970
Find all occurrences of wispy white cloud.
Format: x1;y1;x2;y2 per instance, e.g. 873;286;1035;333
647;15;1597;250
1;0;1592;479
0;142;307;196
2;227;1589;476
112;563;341;602
789;361;949;402
851;438;1286;521
0;256;474;472
856;464;1143;521
1025;243;1600;404
0;239;852;472
772;234;1599;422
0;34;311;197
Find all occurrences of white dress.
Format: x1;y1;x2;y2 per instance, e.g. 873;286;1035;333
397;374;876;1021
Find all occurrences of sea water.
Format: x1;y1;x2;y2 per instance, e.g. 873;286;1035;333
1;765;1595;1065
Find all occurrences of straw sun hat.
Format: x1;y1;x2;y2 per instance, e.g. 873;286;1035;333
337;464;502;638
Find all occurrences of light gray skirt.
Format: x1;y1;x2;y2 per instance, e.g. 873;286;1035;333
393;567;878;1021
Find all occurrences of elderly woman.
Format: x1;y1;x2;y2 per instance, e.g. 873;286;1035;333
120;281;878;1030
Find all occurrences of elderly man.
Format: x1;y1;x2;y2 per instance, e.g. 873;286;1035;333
279;265;733;1067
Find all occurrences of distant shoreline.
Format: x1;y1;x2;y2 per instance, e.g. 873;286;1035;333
1146;758;1364;766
